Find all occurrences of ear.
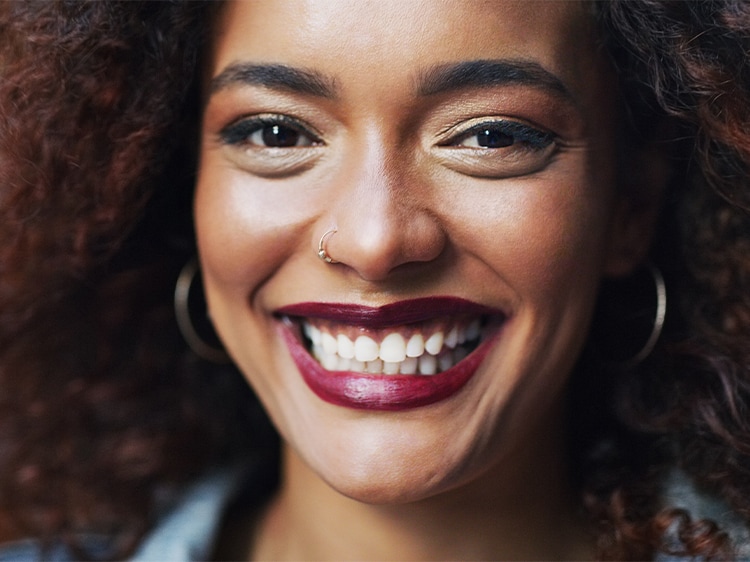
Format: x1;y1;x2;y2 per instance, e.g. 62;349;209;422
603;129;673;277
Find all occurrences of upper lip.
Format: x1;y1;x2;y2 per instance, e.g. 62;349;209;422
275;296;505;328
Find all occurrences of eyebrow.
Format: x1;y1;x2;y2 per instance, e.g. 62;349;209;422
417;59;572;100
209;62;338;98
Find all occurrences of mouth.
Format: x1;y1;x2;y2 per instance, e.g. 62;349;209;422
276;297;506;410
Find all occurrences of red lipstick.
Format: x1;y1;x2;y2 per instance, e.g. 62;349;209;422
276;297;505;411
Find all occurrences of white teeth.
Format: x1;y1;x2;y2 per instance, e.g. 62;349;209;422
419;354;437;375
383;361;400;375
366;358;383;374
445;326;458;349
379;333;406;363
400;356;418;375
303;320;484;375
354;335;379;362
321;332;337;355
406;334;425;357
337;334;355;359
321;350;338;371
424;332;444;355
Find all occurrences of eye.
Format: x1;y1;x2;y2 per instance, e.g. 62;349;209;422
436;118;558;179
216;114;324;178
219;114;321;148
448;120;554;151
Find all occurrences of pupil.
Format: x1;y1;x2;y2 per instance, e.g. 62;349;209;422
262;124;300;147
477;129;513;148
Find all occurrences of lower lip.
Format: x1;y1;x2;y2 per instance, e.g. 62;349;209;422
280;324;499;411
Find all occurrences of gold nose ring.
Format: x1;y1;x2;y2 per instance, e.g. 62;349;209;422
318;229;338;264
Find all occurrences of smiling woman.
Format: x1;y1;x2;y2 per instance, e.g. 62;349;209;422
1;0;750;560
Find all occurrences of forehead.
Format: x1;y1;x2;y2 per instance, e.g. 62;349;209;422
208;0;604;102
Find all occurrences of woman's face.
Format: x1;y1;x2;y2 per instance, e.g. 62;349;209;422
197;0;644;502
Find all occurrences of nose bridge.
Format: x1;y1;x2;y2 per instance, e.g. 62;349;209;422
326;133;445;281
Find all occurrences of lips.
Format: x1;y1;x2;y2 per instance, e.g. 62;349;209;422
276;297;505;410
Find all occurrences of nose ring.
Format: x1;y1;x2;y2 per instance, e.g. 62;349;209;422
318;229;338;264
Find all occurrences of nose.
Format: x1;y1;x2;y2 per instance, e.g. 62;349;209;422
320;147;446;282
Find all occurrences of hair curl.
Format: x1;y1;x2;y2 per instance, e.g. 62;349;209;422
1;1;750;560
582;1;750;559
0;1;269;557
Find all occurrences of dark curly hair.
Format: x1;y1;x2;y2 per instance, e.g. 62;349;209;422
0;1;270;557
1;0;749;559
583;0;750;558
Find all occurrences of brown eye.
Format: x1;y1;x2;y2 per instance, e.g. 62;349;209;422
256;124;308;147
448;120;553;151
436;118;558;179
220;116;319;148
468;128;514;148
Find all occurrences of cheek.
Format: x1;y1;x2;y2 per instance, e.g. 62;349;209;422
444;174;615;308
194;151;315;302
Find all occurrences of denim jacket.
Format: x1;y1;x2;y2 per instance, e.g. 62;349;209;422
0;467;747;561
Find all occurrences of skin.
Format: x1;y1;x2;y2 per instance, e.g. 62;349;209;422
196;1;664;559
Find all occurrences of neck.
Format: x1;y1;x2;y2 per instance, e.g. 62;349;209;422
250;405;593;561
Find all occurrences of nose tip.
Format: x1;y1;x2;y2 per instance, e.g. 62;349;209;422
320;207;447;282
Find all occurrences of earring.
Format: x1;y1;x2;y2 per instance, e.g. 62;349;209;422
318;229;338;264
591;263;667;369
174;258;230;363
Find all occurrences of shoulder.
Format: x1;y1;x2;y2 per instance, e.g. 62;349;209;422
130;466;248;561
0;464;254;562
656;468;750;560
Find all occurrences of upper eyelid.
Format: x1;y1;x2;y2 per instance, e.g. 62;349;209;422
437;116;551;138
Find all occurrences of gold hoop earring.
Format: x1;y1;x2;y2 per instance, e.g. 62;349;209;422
620;263;666;369
174;258;229;363
318;229;338;264
592;262;667;369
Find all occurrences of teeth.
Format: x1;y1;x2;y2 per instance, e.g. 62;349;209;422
366;358;383;374
439;353;453;372
400;356;418;374
379;333;406;363
419;354;437;375
424;332;444;355
445;326;458;349
321;332;337;355
457;325;466;345
304;323;321;345
337;334;355;359
406;334;424;357
354;335;379;362
320;349;338;371
303;319;485;375
383;361;400;375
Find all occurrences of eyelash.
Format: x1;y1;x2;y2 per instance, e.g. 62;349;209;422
219;114;321;148
443;120;555;151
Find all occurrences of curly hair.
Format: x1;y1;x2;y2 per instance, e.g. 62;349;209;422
1;0;750;560
583;1;750;558
0;1;268;557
